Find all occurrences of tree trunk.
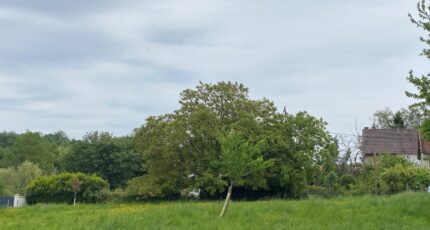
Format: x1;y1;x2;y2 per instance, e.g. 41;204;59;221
73;192;77;206
219;182;233;218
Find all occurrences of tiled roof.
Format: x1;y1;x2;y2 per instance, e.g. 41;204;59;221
361;129;419;155
421;138;430;155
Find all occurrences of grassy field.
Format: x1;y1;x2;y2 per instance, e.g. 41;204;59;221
1;192;430;230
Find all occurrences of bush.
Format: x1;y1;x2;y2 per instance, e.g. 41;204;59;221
339;174;355;189
26;172;109;204
125;175;181;200
324;172;339;191
378;154;412;170
381;165;430;194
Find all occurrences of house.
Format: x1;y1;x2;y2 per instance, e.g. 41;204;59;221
361;128;430;165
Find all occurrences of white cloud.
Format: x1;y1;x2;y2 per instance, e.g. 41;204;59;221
0;0;428;138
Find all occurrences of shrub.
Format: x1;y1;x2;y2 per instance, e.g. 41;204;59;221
125;175;181;200
381;165;430;194
324;172;338;190
378;154;412;170
26;172;109;204
339;174;355;189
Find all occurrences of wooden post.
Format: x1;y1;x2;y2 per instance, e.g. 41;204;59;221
219;182;234;218
374;152;378;195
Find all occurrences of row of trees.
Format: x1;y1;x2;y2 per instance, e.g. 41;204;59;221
0;130;143;196
3;78;428;205
0;81;339;201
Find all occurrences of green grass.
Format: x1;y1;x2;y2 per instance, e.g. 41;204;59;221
1;192;430;229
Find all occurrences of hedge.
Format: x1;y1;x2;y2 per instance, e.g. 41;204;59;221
26;172;109;204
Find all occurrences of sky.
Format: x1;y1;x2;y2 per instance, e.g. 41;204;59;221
0;0;428;138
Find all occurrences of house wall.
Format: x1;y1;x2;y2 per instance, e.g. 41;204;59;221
364;154;422;165
405;154;421;164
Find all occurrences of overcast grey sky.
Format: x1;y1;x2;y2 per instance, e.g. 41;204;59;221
0;0;428;138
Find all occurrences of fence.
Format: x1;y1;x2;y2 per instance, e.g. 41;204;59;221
0;196;27;208
0;197;14;208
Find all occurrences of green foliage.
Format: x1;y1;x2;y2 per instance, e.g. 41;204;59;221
125;175;180;200
306;185;329;197
324;172;338;190
218;131;273;187
0;167;15;196
62;132;142;189
43;131;70;146
406;1;430;108
392;111;406;128
132;82;338;199
264;112;339;198
409;0;430;59
133;82;338;199
381;165;430;194
26;172;109;204
378;154;412;169
421;119;430;140
0;131;18;148
1;132;57;172
348;154;424;195
0;161;43;196
339;174;355;189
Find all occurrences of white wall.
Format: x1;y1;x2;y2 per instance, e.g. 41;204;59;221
13;195;27;208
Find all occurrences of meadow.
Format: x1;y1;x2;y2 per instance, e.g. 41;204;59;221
1;192;430;230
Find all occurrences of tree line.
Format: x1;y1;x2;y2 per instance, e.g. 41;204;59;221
0;81;339;200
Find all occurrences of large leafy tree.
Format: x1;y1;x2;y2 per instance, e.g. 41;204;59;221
263;112;338;198
62;132;142;189
133;82;278;198
132;82;338;199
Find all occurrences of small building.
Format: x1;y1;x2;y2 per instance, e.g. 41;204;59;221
361;128;430;165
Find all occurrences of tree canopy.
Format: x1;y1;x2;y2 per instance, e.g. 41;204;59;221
131;81;338;199
0;132;57;172
62;131;142;189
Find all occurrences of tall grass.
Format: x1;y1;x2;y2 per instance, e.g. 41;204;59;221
1;192;430;229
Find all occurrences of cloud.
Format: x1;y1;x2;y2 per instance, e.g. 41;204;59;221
0;0;428;138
